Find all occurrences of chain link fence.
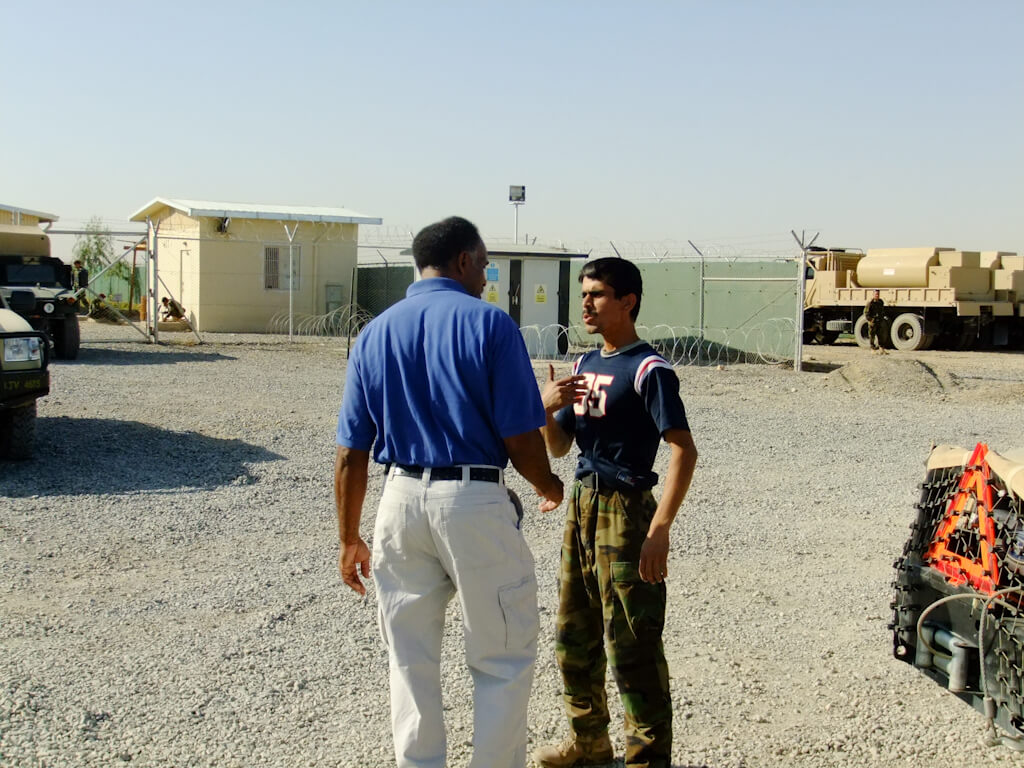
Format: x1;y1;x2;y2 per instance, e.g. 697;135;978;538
356;264;414;317
522;318;796;366
269;258;801;366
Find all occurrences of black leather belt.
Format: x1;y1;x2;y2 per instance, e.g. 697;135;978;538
388;463;501;484
577;472;648;492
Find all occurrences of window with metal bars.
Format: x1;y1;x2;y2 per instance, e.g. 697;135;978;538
264;245;301;290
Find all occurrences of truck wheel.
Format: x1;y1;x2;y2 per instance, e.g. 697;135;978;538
54;316;80;360
1008;324;1024;350
854;315;873;348
0;403;36;460
954;323;978;350
804;328;840;345
890;313;928;351
855;314;892;349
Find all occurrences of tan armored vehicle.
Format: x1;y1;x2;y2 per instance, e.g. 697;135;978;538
803;247;1024;350
0;224;81;359
0;291;49;459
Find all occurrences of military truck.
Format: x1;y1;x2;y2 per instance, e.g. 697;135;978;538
0;224;81;359
803;246;1024;350
0;291;50;460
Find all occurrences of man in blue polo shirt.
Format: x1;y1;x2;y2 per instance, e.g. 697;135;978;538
335;216;563;768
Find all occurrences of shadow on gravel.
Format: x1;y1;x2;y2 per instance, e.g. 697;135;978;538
60;347;237;366
0;417;282;497
800;360;842;373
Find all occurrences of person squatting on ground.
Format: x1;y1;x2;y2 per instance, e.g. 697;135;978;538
534;257;698;768
161;296;186;321
89;294;113;321
864;289;886;353
334;216;564;768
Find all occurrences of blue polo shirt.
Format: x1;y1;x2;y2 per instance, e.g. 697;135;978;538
336;277;545;467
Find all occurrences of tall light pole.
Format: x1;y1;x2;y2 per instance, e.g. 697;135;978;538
509;185;525;243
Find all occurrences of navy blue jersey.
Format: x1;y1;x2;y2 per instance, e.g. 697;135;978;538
554;341;690;490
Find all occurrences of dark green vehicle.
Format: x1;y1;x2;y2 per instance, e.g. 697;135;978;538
0;224;80;360
0;291;50;460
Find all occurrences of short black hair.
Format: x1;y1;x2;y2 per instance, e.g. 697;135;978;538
411;217;482;271
579;257;643;320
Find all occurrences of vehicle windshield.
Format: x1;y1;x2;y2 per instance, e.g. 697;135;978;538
1;263;60;286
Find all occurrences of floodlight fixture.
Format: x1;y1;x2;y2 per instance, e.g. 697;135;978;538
509;185;526;243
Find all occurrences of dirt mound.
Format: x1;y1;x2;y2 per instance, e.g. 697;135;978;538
822;356;953;396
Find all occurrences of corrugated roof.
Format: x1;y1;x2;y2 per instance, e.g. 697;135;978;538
128;197;382;225
400;243;589;259
0;204;59;223
486;243;589;258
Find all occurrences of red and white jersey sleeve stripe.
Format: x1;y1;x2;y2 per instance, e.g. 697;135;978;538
633;354;671;394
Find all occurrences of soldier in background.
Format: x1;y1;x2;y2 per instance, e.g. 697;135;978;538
72;260;89;291
865;290;887;353
73;260;89;315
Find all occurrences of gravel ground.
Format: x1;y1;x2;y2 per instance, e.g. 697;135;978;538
3;320;1024;767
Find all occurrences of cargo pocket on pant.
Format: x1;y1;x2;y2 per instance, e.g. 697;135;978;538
610;561;665;640
498;577;539;650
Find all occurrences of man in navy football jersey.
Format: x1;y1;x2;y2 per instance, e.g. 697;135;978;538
534;257;698;768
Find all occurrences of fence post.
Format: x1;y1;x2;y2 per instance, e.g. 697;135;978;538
688;240;706;365
795;251;807;372
346;266;356;358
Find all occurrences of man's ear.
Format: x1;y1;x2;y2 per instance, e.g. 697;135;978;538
620;292;637;315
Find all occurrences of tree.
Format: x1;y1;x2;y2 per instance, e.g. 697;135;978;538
72;217;141;304
73;216;116;275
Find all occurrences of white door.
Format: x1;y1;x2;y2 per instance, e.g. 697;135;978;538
519;259;560;357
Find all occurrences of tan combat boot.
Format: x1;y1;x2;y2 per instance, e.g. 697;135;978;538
532;732;614;767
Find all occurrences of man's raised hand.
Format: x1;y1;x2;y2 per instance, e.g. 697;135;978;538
541;363;589;414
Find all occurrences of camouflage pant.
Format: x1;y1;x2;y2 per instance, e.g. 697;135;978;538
555;480;672;768
867;320;883;349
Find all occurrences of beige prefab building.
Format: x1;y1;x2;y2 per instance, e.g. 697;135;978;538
0;204;58;227
129;198;382;333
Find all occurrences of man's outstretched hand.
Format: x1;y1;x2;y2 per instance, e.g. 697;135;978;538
535;472;564;513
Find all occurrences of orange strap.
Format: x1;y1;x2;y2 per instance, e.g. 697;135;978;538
924;442;999;595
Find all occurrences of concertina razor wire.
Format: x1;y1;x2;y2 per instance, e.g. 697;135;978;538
266;309;797;367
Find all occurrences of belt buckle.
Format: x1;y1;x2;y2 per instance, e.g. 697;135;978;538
392;463;424;479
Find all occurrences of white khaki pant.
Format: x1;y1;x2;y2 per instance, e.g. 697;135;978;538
372;467;539;768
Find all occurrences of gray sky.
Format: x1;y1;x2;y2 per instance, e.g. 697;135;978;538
2;0;1021;259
